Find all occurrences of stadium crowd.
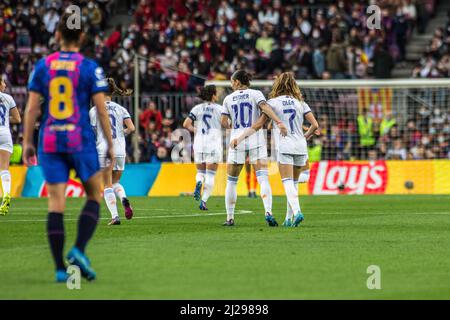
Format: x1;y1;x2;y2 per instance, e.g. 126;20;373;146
1;0;448;163
412;10;450;78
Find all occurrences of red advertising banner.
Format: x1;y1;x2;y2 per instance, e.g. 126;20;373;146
309;161;388;195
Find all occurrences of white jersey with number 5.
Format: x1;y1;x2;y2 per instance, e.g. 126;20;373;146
188;102;223;154
222;89;267;151
268;95;311;155
89;101;131;157
0;92;16;153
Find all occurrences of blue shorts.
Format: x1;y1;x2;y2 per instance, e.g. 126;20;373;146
38;152;100;184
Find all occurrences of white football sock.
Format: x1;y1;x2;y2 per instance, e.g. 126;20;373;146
283;178;301;216
298;170;310;183
286;180;299;220
201;170;216;203
256;170;272;215
1;170;11;195
104;188;119;219
196;170;206;184
113;183;127;201
225;175;238;220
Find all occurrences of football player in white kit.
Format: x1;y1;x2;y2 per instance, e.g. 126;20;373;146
221;70;288;226
231;72;319;227
89;78;135;225
0;78;21;215
183;85;222;211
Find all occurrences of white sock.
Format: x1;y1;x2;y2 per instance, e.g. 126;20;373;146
286;180;299;220
256;170;272;215
1;170;11;196
283;178;301;216
113;183;127;201
298;170;310;183
104;188;119;219
225;175;238;220
196;170;206;184
201;170;216;203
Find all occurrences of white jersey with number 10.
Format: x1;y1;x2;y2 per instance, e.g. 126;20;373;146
268;95;312;155
222;89;267;151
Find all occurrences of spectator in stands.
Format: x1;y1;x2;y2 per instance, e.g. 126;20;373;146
357;108;376;159
326;35;347;79
372;41;395;78
139;101;163;135
386;139;408;160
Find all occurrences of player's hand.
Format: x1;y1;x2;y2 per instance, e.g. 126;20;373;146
278;122;288;137
230;138;239;149
22;144;37;166
314;128;321;136
106;146;115;169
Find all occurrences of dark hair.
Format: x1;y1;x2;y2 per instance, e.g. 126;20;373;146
198;85;216;101
107;78;133;96
231;70;252;86
56;12;84;45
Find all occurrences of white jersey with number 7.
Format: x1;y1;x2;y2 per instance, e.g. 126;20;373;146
268;95;311;155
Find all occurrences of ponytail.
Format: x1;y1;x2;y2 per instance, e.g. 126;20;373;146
107;78;133;97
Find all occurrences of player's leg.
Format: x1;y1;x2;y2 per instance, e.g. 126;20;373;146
253;147;277;226
0;149;12;215
225;163;242;226
66;153;102;281
298;160;310;183
102;164;120;225
112;167;133;220
39;152;70;282
284;178;299;226
224;146;244;226
200;161;218;210
291;164;305;227
46;182;69;282
245;160;252;198
250;167;258;198
194;159;206;201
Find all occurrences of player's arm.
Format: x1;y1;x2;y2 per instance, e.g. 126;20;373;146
304;112;319;140
221;114;231;129
92;93;114;160
230;114;269;149
183;117;195;133
22;92;42;165
258;101;288;136
303;124;321;136
123;118;135;135
9;107;21;124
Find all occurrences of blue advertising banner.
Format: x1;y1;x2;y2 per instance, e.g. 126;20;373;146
21;163;162;197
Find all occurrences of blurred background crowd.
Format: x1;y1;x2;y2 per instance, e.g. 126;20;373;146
0;0;449;163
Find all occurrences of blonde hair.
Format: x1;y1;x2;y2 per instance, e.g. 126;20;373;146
107;78;133;97
269;72;303;101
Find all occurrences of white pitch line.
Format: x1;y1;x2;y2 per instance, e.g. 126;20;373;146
0;210;254;223
1;210;449;223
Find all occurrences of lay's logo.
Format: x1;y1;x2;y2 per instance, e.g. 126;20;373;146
309;161;388;195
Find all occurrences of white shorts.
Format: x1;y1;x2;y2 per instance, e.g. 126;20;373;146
277;153;308;167
194;150;222;164
99;156;126;171
0;135;13;153
227;145;268;164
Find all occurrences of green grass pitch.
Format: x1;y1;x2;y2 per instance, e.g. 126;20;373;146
0;195;449;299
